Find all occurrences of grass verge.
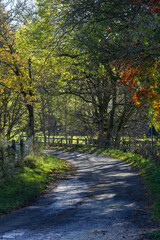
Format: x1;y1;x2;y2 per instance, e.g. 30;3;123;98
0;153;75;216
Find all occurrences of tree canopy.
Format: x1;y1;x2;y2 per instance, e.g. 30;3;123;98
0;0;159;141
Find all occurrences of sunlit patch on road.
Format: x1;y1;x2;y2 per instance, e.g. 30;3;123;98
2;230;25;239
46;178;88;213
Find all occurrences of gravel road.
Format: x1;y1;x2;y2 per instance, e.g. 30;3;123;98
0;150;159;240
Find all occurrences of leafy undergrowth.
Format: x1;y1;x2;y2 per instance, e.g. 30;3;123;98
50;145;160;221
0;153;75;216
148;230;160;239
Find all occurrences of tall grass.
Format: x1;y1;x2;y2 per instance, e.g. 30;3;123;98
0;153;75;215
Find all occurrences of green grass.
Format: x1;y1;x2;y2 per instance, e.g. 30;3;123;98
148;230;160;239
0;153;75;215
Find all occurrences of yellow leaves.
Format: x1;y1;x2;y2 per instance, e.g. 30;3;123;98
23;82;36;95
0;87;4;95
133;93;141;105
0;49;36;105
24;95;36;106
0;23;9;33
0;8;38;121
6;77;16;89
151;99;160;122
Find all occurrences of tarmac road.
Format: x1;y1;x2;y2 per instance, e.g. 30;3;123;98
0;150;159;240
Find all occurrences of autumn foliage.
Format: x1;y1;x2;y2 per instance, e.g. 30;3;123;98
121;60;160;122
147;0;160;16
130;0;160;16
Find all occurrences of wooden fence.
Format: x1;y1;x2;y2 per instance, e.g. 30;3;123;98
0;138;32;177
35;136;160;159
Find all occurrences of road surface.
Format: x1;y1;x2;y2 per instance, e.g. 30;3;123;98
0;150;159;240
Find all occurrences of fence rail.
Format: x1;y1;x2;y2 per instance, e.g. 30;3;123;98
0;138;32;178
0;135;159;178
35;136;160;159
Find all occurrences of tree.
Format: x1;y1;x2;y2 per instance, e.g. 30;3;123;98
56;0;160;127
0;87;27;140
1;0;156;141
0;5;35;139
35;94;62;143
21;0;150;140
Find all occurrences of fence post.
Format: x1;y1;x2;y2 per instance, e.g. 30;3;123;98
0;147;5;164
11;140;16;150
11;140;16;163
7;145;11;162
98;139;101;148
20;139;24;162
128;140;130;151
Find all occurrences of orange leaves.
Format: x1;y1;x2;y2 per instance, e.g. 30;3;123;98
147;0;160;16
130;0;160;15
121;62;153;101
121;63;139;91
136;39;141;46
130;0;143;8
131;0;160;15
121;59;160;123
132;86;158;105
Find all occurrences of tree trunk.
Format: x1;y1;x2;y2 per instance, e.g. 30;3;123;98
115;94;127;144
107;79;117;143
98;107;104;140
26;104;34;139
27;58;35;142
